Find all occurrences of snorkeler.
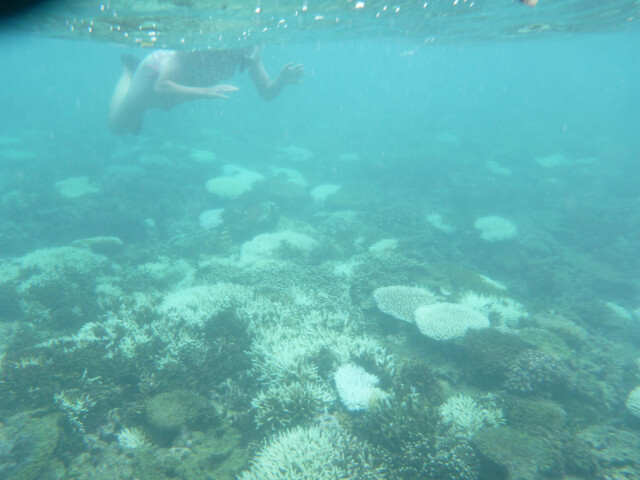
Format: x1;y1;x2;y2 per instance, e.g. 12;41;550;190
108;47;305;135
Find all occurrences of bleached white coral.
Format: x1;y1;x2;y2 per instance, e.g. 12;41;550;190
534;153;597;169
604;301;634;321
205;167;264;199
55;176;99;198
474;216;517;242
278;144;314;162
478;274;508;291
310;184;341;203
54;391;96;433
238;425;351;480
427;213;455;233
271;167;309;188
117;426;149;449
368;238;398;256
459;291;528;328
626;386;640;418
135;256;194;286
490;297;529;328
331;257;362;279
415;303;489;340
246;296;391;388
189;148;216;163
205;176;252;199
198;208;224;230
157;283;251;326
334;363;388;411
239;230;319;265
224;165;265;186
95;282;124;311
373;285;438;323
4;246;109;293
439;394;504;437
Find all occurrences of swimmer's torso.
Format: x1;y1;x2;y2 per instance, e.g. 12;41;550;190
168;49;252;87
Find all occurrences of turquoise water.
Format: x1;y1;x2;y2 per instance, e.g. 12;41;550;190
1;2;640;479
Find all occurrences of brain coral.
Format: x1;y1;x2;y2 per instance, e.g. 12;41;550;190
415;303;489;340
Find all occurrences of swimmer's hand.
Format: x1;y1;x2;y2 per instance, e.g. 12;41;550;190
204;84;239;99
278;63;305;85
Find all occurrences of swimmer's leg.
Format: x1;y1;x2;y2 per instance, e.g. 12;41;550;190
109;55;156;134
120;53;141;73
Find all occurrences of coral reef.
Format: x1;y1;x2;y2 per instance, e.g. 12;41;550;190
0;115;636;480
459;328;530;385
504;397;567;435
145;390;209;431
252;380;335;430
398;434;480;480
438;394;504;438
473;426;559;480
0;411;61;480
504;350;572;395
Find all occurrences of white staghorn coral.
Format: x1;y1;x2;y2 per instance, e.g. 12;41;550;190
157;283;251;326
237;425;347;480
439;394;504;437
243;291;392;391
117;426;149;449
458;291;528;329
54;391;96;433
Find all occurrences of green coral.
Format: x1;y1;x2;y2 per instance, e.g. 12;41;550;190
458;328;529;385
252;380;334;431
519;327;573;358
146;389;209;431
348;393;436;455
398;433;479;480
505;397;567;435
473;426;559;480
535;312;589;346
139;423;248;480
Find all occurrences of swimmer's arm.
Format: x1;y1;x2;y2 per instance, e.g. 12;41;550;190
154;80;237;99
249;58;305;101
